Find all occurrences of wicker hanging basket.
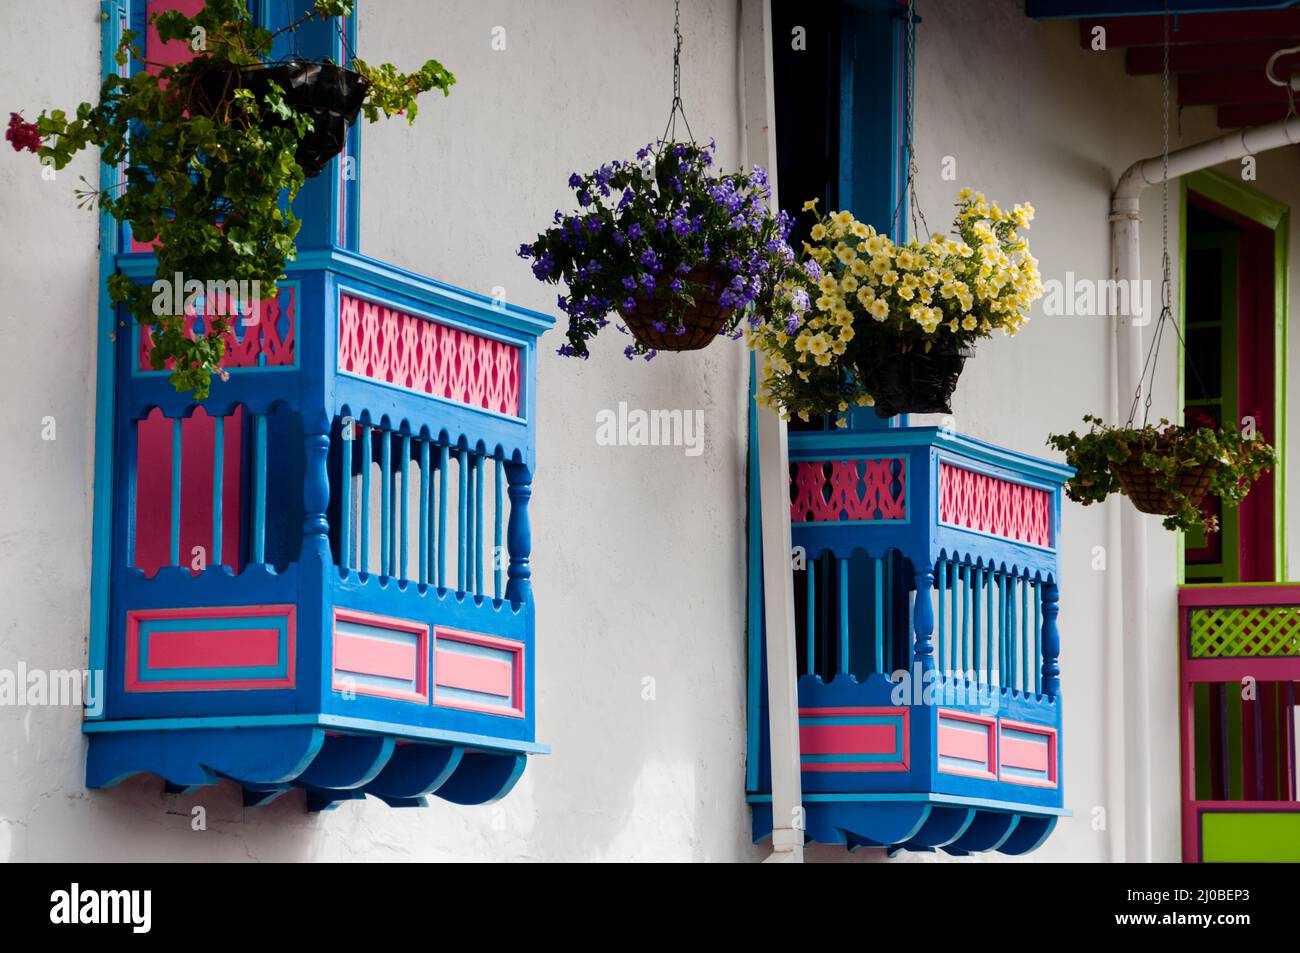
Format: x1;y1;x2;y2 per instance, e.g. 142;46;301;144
618;266;731;351
1111;438;1219;516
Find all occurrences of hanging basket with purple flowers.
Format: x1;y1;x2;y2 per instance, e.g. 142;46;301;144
519;140;795;358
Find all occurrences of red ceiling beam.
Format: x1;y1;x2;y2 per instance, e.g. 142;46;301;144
1126;41;1300;74
1079;10;1300;46
1217;102;1298;125
1179;70;1294;105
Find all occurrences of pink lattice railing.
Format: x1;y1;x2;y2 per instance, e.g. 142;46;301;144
789;458;907;523
138;288;296;371
337;294;521;417
938;462;1052;548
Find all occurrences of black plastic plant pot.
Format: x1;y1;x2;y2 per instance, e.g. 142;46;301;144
193;60;369;178
856;341;971;418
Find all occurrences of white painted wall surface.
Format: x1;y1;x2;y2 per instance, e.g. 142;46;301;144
0;0;1294;862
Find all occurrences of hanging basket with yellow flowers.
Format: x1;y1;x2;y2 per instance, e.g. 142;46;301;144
749;190;1044;421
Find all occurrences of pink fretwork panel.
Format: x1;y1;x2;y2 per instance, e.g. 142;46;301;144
939;462;1052;547
337;294;522;417
139;288;297;370
789;459;907;523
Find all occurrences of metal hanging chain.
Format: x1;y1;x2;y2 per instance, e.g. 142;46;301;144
659;0;696;146
890;0;930;242
1126;1;1208;428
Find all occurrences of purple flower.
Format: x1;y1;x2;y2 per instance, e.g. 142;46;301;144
568;173;583;189
627;223;643;240
622;276;637;291
652;320;667;333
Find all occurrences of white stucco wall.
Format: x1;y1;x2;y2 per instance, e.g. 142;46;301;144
0;0;1294;862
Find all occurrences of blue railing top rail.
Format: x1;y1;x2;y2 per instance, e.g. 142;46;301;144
789;425;1075;487
114;245;557;342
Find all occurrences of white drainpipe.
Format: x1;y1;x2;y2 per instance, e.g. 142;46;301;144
741;0;804;863
1110;114;1300;862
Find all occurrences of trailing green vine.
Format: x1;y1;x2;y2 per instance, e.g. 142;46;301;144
1047;415;1275;533
12;0;453;399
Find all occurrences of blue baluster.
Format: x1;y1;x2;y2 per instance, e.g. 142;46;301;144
170;416;182;567
912;566;936;675
360;421;371;574
838;556;849;675
457;448;468;594
873;556;883;675
211;413;223;568
956;564;967;676
504;462;532;606
494;456;504;602
474;453;484;596
1034;580;1043;695
252;413;267;565
1041;582;1061;696
303;425;331;562
805;557;816;676
380;427;392;577
936;561;946;678
1021;575;1030;694
418;438;429;585
400;433;411;581
437;443;449;588
339;416;352;570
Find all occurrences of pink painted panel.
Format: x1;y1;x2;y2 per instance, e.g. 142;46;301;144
124;605;295;692
799;723;895;756
939;462;1052;547
336;632;419;683
1000;734;1050;772
331;608;429;703
135;408;173;576
139;289;296;370
338;294;522;417
135;407;243;577
148;628;280;670
789;458;906;523
936;709;997;779
997;718;1058;788
435;649;513;698
431;627;525;718
939;722;991;763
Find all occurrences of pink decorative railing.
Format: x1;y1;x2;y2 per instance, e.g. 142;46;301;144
938;462;1052;548
138;289;297;370
337;294;521;417
789;458;907;523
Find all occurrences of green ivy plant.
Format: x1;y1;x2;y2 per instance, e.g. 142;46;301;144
1046;414;1276;533
15;0;453;398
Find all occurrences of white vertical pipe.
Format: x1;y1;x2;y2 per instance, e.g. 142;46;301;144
741;0;803;863
1109;113;1300;863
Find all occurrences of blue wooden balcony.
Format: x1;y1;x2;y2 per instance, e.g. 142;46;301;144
84;246;553;809
749;425;1073;855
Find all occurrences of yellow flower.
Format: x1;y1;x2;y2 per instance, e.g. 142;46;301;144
840;274;859;293
881;270;899;287
851;222;869;239
850;259;869;277
810;223;828;241
864;236;885;256
815;295;835;312
802;198;820;212
818;274;839;294
961;315;978;331
833;210;854;229
869;299;889;320
836;245;857;266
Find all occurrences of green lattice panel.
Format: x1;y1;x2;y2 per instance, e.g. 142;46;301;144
1190;606;1300;658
